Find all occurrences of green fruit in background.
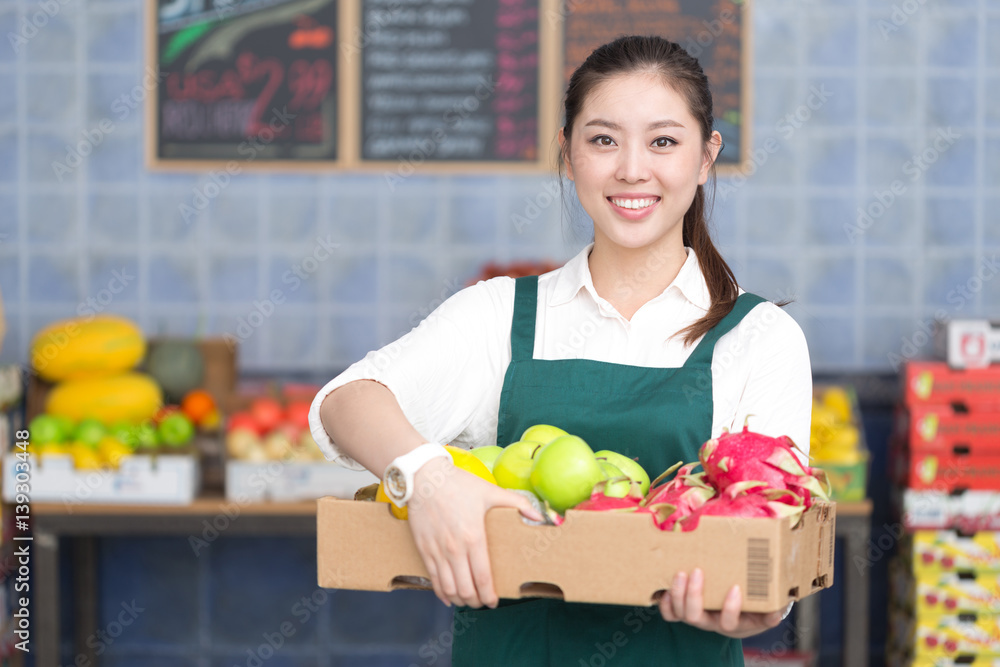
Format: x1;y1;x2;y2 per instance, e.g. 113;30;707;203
529;435;606;513
109;422;137;449
133;423;160;451
469;445;504;473
158;413;195;447
598;461;631;498
74;418;107;449
29;414;70;444
145;340;204;402
594;450;651;496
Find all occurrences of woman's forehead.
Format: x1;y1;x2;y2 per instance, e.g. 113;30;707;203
580;72;694;124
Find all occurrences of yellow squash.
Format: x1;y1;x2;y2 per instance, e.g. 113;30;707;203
30;315;146;382
45;372;162;425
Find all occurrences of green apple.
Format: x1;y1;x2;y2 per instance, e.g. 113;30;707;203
493;440;543;491
28;414;70;444
158;413;195;448
529;435;606;513
134;423;160;451
519;424;569;446
469;445;504;472
594;450;650;496
74;418;107;449
598;460;631;498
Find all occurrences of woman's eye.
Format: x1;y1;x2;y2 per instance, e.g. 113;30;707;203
652;137;676;148
590;135;615;147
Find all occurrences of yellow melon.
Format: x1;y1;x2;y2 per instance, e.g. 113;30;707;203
31;315;146;382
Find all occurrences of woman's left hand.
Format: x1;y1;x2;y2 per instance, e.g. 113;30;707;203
659;568;784;638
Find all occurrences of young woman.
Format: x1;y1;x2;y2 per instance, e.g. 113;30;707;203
311;35;811;666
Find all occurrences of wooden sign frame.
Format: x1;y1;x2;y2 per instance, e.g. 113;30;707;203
145;0;750;175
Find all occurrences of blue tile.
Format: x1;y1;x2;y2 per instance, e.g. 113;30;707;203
87;129;141;183
803;78;855;127
88;192;139;244
329;192;379;245
87;8;137;62
149;254;199;302
987;76;1000;128
0;130;16;182
926;196;975;247
0;71;15;123
858;191;918;248
388;195;438;243
927;77;976;128
24;5;77;63
864;256;916;307
98;537;200;647
926;14;978;68
807;12;857;68
268;192;319;242
753;9;797;69
743;257;795;303
26;72;76;125
208;536;322;646
986;139;1000;189
990;19;1000;68
867;11;919;66
800;315;855;369
266;314;319;366
328;314;377;364
805;196;853;247
862;316;922;369
752;75;796;127
987;199;1000;245
866;77;918;128
385;255;437;304
27;192;77;244
746;197;796;246
805;135;855;187
328;589;447;645
208;184;261;244
149;190;200;241
28;252;80;302
88;72;140;128
924;134;974;188
865;137;918;190
0;8;17;63
209;255;258;302
803;256;856;307
0;252;19;303
450;193;498;244
329;255;377;305
0;192;15;242
87;255;139;306
269;254;320;304
923;255;977;310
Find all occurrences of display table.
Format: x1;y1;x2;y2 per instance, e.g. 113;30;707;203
795;499;873;667
32;497;873;667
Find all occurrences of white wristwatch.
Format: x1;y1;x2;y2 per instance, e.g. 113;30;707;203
383;443;450;506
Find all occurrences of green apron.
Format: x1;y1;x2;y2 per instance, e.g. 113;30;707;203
452;275;766;667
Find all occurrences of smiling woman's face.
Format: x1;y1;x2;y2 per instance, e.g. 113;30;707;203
561;71;717;256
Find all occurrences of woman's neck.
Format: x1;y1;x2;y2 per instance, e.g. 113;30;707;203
588;240;689;321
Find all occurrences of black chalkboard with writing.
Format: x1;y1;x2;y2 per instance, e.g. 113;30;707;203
563;0;745;166
359;0;540;163
153;0;338;162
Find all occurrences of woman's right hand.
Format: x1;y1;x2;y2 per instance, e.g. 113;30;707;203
406;456;544;609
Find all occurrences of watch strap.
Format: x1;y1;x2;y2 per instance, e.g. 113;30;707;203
384;443;450;506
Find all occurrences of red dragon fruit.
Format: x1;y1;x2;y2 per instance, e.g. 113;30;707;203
678;481;806;532
641;462;717;531
699;424;830;508
574;478;645;512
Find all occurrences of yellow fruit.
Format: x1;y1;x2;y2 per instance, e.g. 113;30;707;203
98;436;132;468
375;445;498;520
45;372;163;425
30;315;146;382
822;387;854;423
39;442;70;458
70;442;103;470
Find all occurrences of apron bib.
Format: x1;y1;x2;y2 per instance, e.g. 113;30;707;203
452;275;765;667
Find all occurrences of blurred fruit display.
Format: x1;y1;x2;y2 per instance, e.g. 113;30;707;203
810;385;868;501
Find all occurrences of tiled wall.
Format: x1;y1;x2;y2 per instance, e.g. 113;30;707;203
0;0;998;374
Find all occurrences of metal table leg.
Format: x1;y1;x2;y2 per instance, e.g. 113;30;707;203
74;537;99;665
842;516;871;667
35;530;59;667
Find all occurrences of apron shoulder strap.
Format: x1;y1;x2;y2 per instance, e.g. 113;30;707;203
510;275;539;361
682;292;768;368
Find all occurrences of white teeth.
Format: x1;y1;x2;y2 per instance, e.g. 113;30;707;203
610;198;657;210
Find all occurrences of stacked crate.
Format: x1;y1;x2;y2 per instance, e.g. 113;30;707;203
889;362;1000;665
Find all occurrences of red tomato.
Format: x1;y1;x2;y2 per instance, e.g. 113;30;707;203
250;397;285;434
285;401;311;431
227;411;261;435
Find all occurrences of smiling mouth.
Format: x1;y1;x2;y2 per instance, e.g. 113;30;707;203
608;197;660;210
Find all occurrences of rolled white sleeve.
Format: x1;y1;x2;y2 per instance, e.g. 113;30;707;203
308;278;515;469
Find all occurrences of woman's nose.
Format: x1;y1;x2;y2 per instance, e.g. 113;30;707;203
615;144;651;183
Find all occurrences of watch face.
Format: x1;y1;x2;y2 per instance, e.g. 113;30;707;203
387;467;407;501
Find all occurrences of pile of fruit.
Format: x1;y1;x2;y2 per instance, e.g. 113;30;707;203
224;395;324;463
810;386;864;466
372;422;831;529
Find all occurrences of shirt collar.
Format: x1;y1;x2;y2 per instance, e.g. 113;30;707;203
549;243;712;312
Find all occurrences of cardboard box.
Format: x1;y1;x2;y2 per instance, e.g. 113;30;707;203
316;498;836;613
905;362;1000;409
3;453;199;505
907;404;1000;453
911;531;1000;575
913;614;1000;658
901;489;1000;532
935;319;1000;369
226;461;377;503
903;451;1000;492
914;572;1000;616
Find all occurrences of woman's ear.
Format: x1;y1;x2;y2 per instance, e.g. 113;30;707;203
558;127;574;181
698;130;723;185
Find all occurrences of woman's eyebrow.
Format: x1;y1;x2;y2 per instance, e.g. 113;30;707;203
583;119;685;130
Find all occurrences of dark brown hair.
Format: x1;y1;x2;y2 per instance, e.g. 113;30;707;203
560;35;739;345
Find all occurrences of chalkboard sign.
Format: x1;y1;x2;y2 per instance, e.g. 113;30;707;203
150;0;339;164
358;0;541;164
563;0;747;168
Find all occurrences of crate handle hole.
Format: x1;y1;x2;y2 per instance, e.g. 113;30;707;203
787;586;799;598
391;575;431;590
811;575;828;590
519;582;564;600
